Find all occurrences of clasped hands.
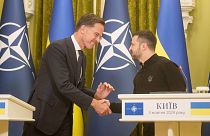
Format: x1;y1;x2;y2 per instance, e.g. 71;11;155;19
91;82;114;116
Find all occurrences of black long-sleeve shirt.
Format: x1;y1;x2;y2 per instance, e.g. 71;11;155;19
110;54;186;113
133;54;186;94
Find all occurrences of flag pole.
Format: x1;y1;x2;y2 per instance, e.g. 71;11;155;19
93;0;97;74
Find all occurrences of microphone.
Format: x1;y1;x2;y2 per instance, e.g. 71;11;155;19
179;66;189;93
208;73;210;88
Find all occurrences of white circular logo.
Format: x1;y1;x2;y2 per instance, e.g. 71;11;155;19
0;22;31;71
131;105;138;113
95;19;135;72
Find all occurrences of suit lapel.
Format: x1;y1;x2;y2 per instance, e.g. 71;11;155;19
65;37;86;87
65;37;78;85
77;51;86;86
82;54;86;79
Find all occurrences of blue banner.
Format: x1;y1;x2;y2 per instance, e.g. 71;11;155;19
86;0;138;135
49;0;74;42
0;0;35;135
156;0;192;92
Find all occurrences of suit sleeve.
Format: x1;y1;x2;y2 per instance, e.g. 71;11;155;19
82;88;95;98
110;102;122;113
44;44;93;110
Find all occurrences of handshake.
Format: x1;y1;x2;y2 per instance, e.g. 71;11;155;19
91;82;114;116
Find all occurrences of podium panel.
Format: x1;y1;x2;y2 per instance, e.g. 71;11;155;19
119;93;210;136
0;94;35;136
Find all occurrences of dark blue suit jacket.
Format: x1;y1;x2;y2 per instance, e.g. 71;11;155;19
27;37;95;135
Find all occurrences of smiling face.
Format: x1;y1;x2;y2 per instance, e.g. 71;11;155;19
80;23;104;49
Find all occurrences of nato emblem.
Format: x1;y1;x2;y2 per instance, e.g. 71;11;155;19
0;22;33;74
95;19;136;72
125;102;143;115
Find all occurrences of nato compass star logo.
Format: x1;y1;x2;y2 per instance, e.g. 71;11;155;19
0;22;32;72
95;19;136;72
131;105;138;113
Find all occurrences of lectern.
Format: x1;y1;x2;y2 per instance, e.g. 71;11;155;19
0;94;35;136
119;93;210;136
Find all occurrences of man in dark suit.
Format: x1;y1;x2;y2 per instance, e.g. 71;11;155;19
23;13;114;136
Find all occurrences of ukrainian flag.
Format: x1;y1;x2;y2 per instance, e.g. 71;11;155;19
156;0;192;92
47;0;74;46
47;0;83;136
191;102;210;116
0;102;5;115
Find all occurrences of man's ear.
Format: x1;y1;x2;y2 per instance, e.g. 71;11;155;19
80;25;86;34
141;42;148;50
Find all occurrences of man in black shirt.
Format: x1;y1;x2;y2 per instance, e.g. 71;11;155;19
130;31;186;94
111;30;186;136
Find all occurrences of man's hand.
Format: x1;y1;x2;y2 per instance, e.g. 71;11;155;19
91;99;112;116
95;82;115;100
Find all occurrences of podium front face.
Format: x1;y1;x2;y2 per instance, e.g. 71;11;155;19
0;101;8;136
0;95;35;121
118;94;210;136
0;95;35;136
118;93;210;122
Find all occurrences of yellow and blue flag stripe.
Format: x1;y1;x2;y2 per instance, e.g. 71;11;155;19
156;0;192;92
0;102;5;115
191;102;210;116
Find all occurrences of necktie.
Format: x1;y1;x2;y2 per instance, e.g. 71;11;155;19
77;50;84;81
73;50;85;136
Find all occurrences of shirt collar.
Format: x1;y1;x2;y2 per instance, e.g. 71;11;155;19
142;54;158;67
71;35;81;51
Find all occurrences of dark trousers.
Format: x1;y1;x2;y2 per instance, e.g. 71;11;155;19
22;111;73;136
143;122;154;136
